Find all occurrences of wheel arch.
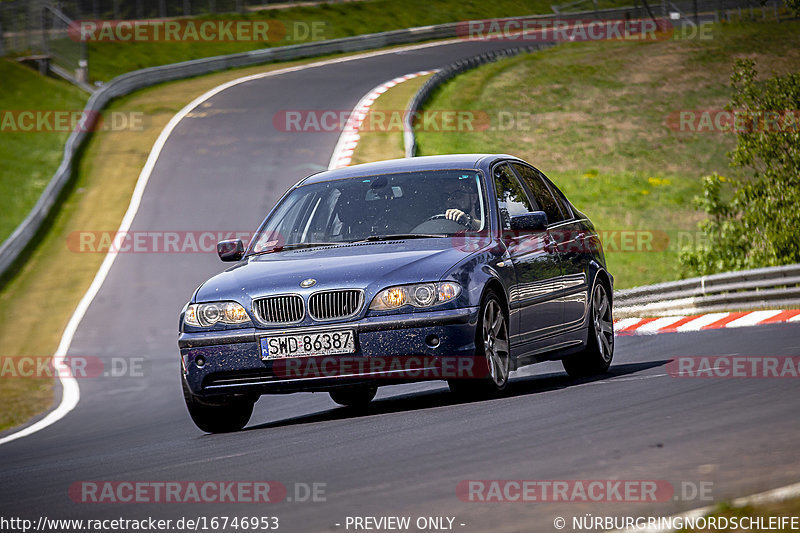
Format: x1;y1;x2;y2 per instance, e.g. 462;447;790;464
481;276;509;318
592;267;613;307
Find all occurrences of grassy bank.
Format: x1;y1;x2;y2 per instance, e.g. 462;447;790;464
414;20;800;288
350;73;433;165
82;0;629;82
0;60;88;244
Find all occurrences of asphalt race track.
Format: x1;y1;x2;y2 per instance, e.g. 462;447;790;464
2;38;799;532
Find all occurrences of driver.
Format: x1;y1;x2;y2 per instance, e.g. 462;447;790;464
445;181;482;230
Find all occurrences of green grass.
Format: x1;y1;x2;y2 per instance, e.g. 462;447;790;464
0;0;628;251
0;59;88;244
351;73;433;165
82;0;630;81
415;19;800;288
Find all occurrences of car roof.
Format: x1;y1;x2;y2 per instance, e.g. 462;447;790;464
299;154;517;185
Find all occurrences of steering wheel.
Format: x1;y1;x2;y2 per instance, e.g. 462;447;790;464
426;213;471;227
412;214;468;234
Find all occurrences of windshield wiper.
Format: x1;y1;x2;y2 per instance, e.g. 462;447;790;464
249;242;343;256
349;233;448;243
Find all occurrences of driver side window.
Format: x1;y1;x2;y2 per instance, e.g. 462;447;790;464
493;163;534;230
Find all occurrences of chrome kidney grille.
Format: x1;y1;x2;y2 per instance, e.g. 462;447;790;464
308;290;363;321
253;295;304;324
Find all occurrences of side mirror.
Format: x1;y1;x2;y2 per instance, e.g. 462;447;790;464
217;239;244;262
510;211;548;232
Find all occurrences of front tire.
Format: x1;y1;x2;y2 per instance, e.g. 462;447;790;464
562;280;614;377
448;290;510;396
329;385;377;408
182;374;254;433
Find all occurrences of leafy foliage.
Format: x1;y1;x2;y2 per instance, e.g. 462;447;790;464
681;59;800;275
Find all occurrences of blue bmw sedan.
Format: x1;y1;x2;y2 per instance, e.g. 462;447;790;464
179;154;613;432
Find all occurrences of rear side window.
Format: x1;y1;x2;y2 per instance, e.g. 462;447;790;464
493;163;534;230
548;179;574;220
512;163;565;224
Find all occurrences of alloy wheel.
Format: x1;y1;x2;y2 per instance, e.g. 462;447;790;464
592;284;614;362
483;298;510;387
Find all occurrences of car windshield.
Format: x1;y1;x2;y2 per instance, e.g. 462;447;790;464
250;169;487;253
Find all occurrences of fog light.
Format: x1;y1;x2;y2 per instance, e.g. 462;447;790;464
426;335;440;348
195;356;206;367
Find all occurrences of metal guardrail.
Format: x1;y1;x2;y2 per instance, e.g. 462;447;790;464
0;0;786;282
3;4;665;282
0;0;326;51
0;22;471;281
403;44;554;158
614;264;800;317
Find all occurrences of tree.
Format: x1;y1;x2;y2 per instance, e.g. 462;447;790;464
681;59;800;275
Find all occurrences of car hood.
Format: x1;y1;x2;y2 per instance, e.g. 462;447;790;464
194;239;480;303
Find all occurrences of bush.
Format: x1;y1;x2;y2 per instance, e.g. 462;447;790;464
680;59;800;275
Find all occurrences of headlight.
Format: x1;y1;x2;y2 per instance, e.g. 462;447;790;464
184;301;251;327
369;282;462;311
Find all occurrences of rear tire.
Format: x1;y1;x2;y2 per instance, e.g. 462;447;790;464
448;289;510;397
562;280;614;377
182;373;254;433
329;385;377;408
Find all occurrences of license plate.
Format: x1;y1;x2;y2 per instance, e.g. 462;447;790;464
261;330;356;360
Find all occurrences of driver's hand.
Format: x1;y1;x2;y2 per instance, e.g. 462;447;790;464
445;209;467;224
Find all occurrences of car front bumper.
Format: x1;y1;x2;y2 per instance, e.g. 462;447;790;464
179;307;480;398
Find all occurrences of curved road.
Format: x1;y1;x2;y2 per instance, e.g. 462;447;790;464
2;38;799;532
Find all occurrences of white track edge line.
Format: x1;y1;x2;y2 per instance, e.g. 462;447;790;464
327;69;437;170
0;38;464;447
